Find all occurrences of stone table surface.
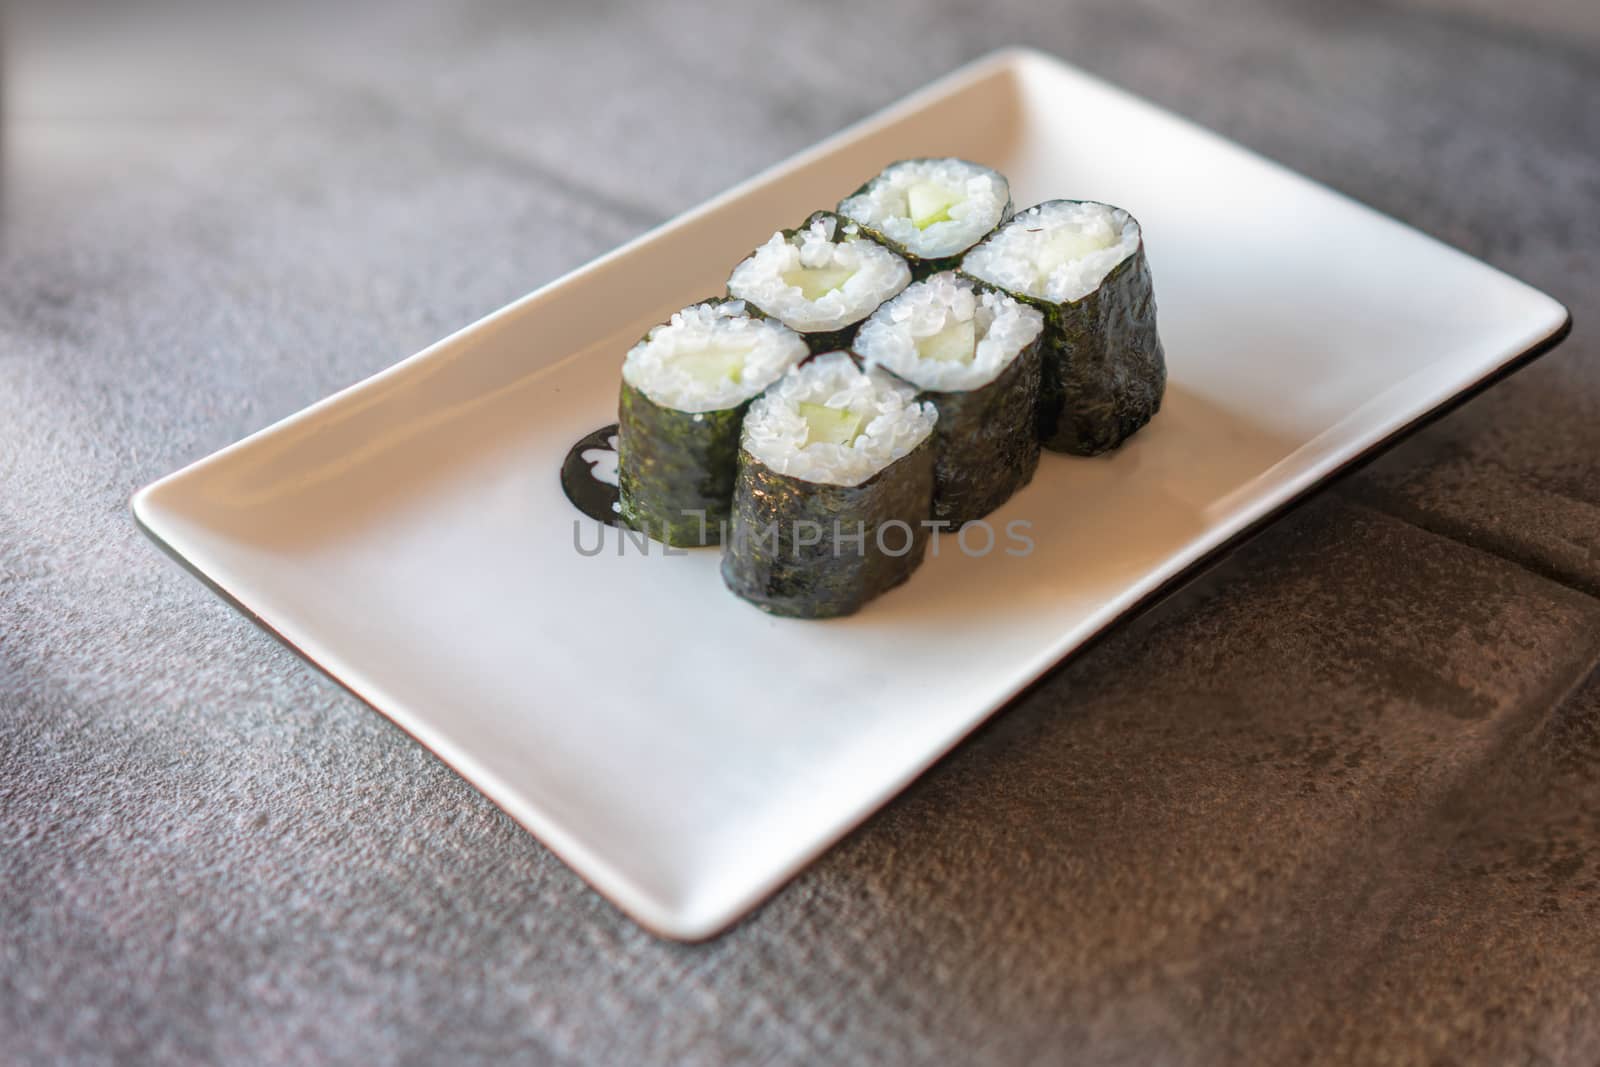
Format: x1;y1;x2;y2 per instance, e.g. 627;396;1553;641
3;0;1598;1063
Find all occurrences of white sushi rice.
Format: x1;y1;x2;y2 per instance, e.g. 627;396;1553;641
742;351;937;487
838;158;1009;261
621;300;809;413
853;272;1044;393
962;201;1141;304
727;216;911;334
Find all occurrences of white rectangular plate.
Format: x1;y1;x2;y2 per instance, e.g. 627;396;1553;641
134;49;1570;940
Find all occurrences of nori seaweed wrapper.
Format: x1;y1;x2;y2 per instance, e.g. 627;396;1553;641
730;211;911;354
962;202;1166;456
615;297;772;547
915;334;1042;524
617;382;747;546
721;438;936;618
839;159;1014;279
791;323;861;358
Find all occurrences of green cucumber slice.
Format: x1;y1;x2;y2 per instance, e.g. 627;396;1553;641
799;402;869;447
907;182;963;229
915;317;978;363
672;343;749;384
781;265;857;301
1033;226;1119;278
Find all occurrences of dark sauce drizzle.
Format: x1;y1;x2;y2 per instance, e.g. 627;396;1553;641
559;423;624;527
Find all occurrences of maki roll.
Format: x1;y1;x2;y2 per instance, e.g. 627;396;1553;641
727;212;911;353
722;351;938;618
961;200;1166;456
854;272;1044;525
618;298;809;546
838;158;1013;277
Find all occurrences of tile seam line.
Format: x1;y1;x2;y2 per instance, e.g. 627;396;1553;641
1338;493;1600;708
1339;488;1600;606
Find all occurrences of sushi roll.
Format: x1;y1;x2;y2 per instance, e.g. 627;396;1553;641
838;158;1013;277
854;272;1044;525
961;200;1166;456
727;211;911;353
722;351;938;618
618;298;809;546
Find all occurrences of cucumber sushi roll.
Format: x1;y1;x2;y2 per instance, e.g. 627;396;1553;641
722;351;938;618
961;200;1166;456
854;272;1044;524
727;212;911;353
618;298;809;546
838;158;1013;277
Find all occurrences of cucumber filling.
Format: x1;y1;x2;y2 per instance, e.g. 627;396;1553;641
906;182;963;230
1033;226;1120;279
781;265;857;302
799;402;869;447
915;316;977;364
672;343;750;385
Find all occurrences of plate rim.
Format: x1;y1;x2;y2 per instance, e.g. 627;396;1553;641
130;47;1575;940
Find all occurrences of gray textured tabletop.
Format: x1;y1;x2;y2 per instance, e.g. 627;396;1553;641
4;0;1598;1063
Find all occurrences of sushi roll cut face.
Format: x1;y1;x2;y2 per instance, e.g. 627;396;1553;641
617;299;809;546
741;351;936;488
960;200;1140;304
621;298;807;413
854;272;1045;524
853;271;1043;394
838;158;1012;271
962;200;1165;456
727;213;911;351
723;352;938;618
